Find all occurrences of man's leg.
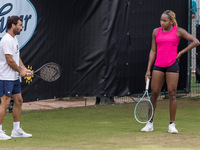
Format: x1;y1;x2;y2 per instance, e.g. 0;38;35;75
12;93;23;130
0;95;12;140
12;93;23;122
11;93;32;138
0;80;13;140
0;95;11;125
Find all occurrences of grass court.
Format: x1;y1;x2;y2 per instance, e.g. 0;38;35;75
0;98;200;150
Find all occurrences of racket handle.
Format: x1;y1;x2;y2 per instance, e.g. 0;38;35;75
146;77;150;90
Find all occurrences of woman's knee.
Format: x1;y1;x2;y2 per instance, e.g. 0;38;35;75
168;90;176;101
151;91;160;101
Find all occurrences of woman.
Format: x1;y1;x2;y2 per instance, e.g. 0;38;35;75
141;10;200;133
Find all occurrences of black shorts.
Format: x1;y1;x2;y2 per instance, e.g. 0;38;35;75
153;60;179;73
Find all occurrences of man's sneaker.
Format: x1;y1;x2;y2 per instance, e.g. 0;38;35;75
11;128;32;138
168;123;178;134
0;130;11;140
141;121;153;132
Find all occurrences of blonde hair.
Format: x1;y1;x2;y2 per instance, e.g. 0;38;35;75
163;10;178;27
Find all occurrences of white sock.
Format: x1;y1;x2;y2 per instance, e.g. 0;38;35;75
0;125;2;131
13;122;20;130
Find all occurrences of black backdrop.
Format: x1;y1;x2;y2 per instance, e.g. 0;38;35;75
21;0;188;101
196;24;200;82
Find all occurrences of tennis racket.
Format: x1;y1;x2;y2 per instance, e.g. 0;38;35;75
134;77;153;124
34;62;61;82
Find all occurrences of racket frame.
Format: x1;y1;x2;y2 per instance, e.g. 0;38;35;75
33;62;61;82
134;78;154;124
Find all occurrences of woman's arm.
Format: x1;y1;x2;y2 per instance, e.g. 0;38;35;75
176;27;200;59
145;28;158;80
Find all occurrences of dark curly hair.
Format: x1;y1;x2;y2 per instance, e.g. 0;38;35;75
7;16;22;29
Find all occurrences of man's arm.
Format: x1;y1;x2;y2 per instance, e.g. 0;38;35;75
5;54;32;77
19;57;33;75
19;57;27;70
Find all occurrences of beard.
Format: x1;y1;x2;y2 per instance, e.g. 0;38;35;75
13;28;21;35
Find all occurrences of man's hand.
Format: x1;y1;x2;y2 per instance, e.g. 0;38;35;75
25;69;33;76
20;69;33;77
192;13;196;19
19;69;27;77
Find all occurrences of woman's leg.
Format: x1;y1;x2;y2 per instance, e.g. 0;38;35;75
150;70;165;120
141;70;165;132
166;72;179;122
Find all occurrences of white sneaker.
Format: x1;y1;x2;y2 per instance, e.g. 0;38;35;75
11;128;32;138
141;121;153;132
0;130;11;140
168;123;178;134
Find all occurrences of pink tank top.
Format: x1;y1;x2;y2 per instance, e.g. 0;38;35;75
155;26;180;67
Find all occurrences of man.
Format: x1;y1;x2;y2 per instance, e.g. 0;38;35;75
192;0;197;19
0;16;33;140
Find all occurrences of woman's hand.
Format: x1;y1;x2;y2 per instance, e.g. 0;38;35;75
145;71;151;82
176;51;183;61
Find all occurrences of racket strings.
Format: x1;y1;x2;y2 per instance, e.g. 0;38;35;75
39;64;61;82
135;99;153;123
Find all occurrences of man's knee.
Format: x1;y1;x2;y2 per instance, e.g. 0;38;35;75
14;97;23;107
12;93;23;106
0;96;11;108
14;98;23;106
